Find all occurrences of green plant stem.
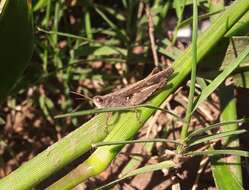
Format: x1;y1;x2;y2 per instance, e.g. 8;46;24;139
180;0;198;142
93;138;182;147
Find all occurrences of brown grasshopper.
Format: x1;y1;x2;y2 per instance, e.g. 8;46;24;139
92;67;174;108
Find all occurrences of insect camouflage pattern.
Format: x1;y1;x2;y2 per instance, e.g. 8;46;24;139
93;67;174;108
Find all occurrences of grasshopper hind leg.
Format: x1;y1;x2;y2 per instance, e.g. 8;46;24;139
106;112;113;126
134;108;143;125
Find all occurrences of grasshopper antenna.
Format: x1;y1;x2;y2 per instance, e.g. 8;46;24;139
70;91;93;103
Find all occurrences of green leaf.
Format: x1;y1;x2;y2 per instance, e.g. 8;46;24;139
92;46;127;57
187;149;249;158
173;0;186;19
225;10;249;37
96;4;125;21
234;70;249;88
55;104;181;121
186;118;248;140
219;85;242;182
187;129;246;147
231;37;249;88
39;95;54;120
159;39;183;60
211;158;244;190
33;0;49;11
193;46;249;112
179;9;224;28
96;160;176;190
94;7;127;42
0;0;33;102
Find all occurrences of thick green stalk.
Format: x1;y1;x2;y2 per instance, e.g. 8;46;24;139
0;113;115;190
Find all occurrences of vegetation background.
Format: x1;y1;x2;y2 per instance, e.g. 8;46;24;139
1;0;249;189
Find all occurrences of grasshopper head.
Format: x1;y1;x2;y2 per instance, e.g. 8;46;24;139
93;96;106;108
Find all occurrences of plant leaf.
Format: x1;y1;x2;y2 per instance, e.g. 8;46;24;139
96;160;176;190
193;46;249;112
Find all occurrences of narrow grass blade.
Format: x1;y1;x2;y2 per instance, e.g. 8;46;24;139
159;39;183;60
187;129;246;147
119;155;143;177
180;0;198;140
94;7;127;42
179;9;224;28
186;118;248;140
84;8;93;39
186;149;249;158
96;4;125;21
37;27;104;44
55;104;182;121
96;160;176;190
93;138;182;148
193;46;249;112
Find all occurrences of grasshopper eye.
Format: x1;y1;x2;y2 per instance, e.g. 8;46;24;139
94;96;103;103
97;97;102;102
93;96;105;108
